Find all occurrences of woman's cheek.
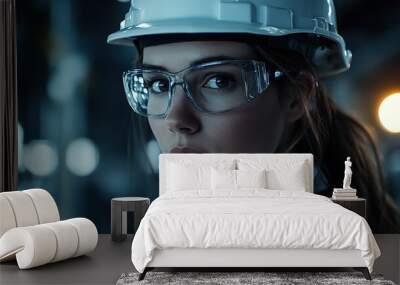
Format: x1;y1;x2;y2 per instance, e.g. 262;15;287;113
201;103;285;153
148;119;169;152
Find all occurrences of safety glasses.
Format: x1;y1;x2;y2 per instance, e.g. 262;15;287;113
123;59;282;118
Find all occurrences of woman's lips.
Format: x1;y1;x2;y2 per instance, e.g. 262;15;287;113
169;147;204;153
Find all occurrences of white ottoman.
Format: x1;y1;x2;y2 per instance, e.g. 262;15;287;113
0;189;98;269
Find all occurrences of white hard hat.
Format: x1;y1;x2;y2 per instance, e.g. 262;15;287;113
107;0;352;77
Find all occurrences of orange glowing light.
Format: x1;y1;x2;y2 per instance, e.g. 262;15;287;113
378;92;400;133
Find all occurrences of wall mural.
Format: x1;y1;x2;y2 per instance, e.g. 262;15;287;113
17;0;400;233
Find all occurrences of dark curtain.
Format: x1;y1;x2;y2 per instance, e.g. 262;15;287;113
0;0;18;192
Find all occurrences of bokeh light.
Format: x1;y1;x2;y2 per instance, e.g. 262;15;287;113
47;54;89;103
378;92;400;133
146;139;160;173
66;138;99;176
23;140;58;176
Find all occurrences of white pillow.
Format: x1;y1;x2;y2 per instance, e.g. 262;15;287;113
166;160;235;192
211;168;236;190
211;168;268;190
236;169;267;189
266;168;307;191
237;159;308;192
167;162;209;191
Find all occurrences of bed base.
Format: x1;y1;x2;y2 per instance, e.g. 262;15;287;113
138;267;371;281
138;248;372;281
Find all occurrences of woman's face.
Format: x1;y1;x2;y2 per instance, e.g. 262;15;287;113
142;41;291;153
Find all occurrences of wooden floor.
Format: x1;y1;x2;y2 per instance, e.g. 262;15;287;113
0;234;398;284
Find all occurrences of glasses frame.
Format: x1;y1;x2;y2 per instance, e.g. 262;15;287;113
123;59;282;118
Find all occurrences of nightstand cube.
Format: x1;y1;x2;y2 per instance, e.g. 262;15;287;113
331;198;366;219
111;197;150;242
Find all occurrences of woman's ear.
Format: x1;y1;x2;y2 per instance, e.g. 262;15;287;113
286;71;316;123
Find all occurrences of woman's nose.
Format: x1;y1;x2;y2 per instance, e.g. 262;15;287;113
165;85;201;135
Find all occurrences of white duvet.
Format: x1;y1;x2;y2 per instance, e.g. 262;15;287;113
131;190;380;273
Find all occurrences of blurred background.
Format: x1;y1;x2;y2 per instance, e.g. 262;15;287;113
17;0;400;233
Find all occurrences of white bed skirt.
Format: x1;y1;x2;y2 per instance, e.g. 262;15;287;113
147;248;366;268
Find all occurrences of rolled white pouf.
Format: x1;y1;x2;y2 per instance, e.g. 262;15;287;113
0;218;98;269
0;226;57;269
42;220;79;262
66;218;98;257
23;189;60;224
0;191;39;227
0;195;17;237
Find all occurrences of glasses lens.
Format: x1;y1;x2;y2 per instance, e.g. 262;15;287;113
123;61;268;116
184;62;249;112
123;70;171;116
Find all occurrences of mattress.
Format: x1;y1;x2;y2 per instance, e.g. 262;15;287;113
131;189;380;273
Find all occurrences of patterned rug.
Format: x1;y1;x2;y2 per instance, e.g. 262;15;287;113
116;271;396;285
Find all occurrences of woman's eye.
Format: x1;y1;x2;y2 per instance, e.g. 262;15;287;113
203;75;235;90
150;79;169;94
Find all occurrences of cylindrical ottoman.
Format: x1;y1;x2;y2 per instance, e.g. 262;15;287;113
111;197;150;242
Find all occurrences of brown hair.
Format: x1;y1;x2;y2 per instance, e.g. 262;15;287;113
254;45;400;233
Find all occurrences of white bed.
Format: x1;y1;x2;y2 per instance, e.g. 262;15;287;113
131;153;380;280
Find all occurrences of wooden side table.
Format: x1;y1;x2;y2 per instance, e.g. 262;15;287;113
111;197;150;242
331;198;366;219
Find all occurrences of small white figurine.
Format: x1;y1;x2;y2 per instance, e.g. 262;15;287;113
343;157;353;189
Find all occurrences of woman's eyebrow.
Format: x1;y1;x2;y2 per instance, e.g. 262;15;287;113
190;55;238;66
137;55;239;71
